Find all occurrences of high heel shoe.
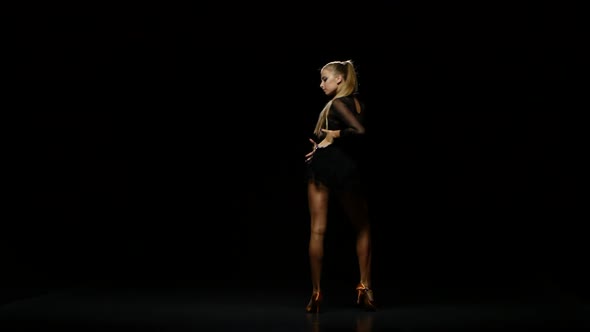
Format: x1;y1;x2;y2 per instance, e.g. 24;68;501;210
356;283;376;311
305;291;322;313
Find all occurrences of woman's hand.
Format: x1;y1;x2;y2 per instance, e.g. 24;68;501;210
305;138;318;163
317;129;339;148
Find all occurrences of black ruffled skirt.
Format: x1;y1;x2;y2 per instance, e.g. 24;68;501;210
305;145;365;193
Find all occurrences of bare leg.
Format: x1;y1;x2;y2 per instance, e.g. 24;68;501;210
339;189;376;310
339;190;372;288
307;180;329;294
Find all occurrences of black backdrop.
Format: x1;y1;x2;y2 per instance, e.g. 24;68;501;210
7;4;585;303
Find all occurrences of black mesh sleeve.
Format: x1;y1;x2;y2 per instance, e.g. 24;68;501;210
332;98;365;137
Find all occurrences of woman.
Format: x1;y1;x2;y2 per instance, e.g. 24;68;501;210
304;60;375;313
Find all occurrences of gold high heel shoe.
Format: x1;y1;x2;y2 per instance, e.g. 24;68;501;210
305;291;322;313
356;283;376;311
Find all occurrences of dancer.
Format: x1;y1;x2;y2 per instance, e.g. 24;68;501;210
304;59;375;313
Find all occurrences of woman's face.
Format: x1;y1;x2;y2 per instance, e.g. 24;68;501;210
320;68;342;97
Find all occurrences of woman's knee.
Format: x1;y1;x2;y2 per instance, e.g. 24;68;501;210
311;224;327;236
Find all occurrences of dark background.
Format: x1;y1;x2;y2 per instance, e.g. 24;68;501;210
6;4;584;304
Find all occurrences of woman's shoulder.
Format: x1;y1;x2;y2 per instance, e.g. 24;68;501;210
335;94;358;101
333;94;358;106
333;94;364;111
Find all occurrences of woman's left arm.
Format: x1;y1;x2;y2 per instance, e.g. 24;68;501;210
332;98;365;137
317;98;365;148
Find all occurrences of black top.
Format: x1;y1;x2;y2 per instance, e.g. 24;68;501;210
318;95;366;139
306;94;367;192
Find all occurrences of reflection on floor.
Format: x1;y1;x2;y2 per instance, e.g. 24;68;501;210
0;279;587;331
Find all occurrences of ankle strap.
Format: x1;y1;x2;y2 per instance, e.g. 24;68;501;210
356;283;371;290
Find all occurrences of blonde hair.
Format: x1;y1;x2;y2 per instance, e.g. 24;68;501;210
313;60;359;136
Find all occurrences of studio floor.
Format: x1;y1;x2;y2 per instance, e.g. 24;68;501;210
0;279;587;331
